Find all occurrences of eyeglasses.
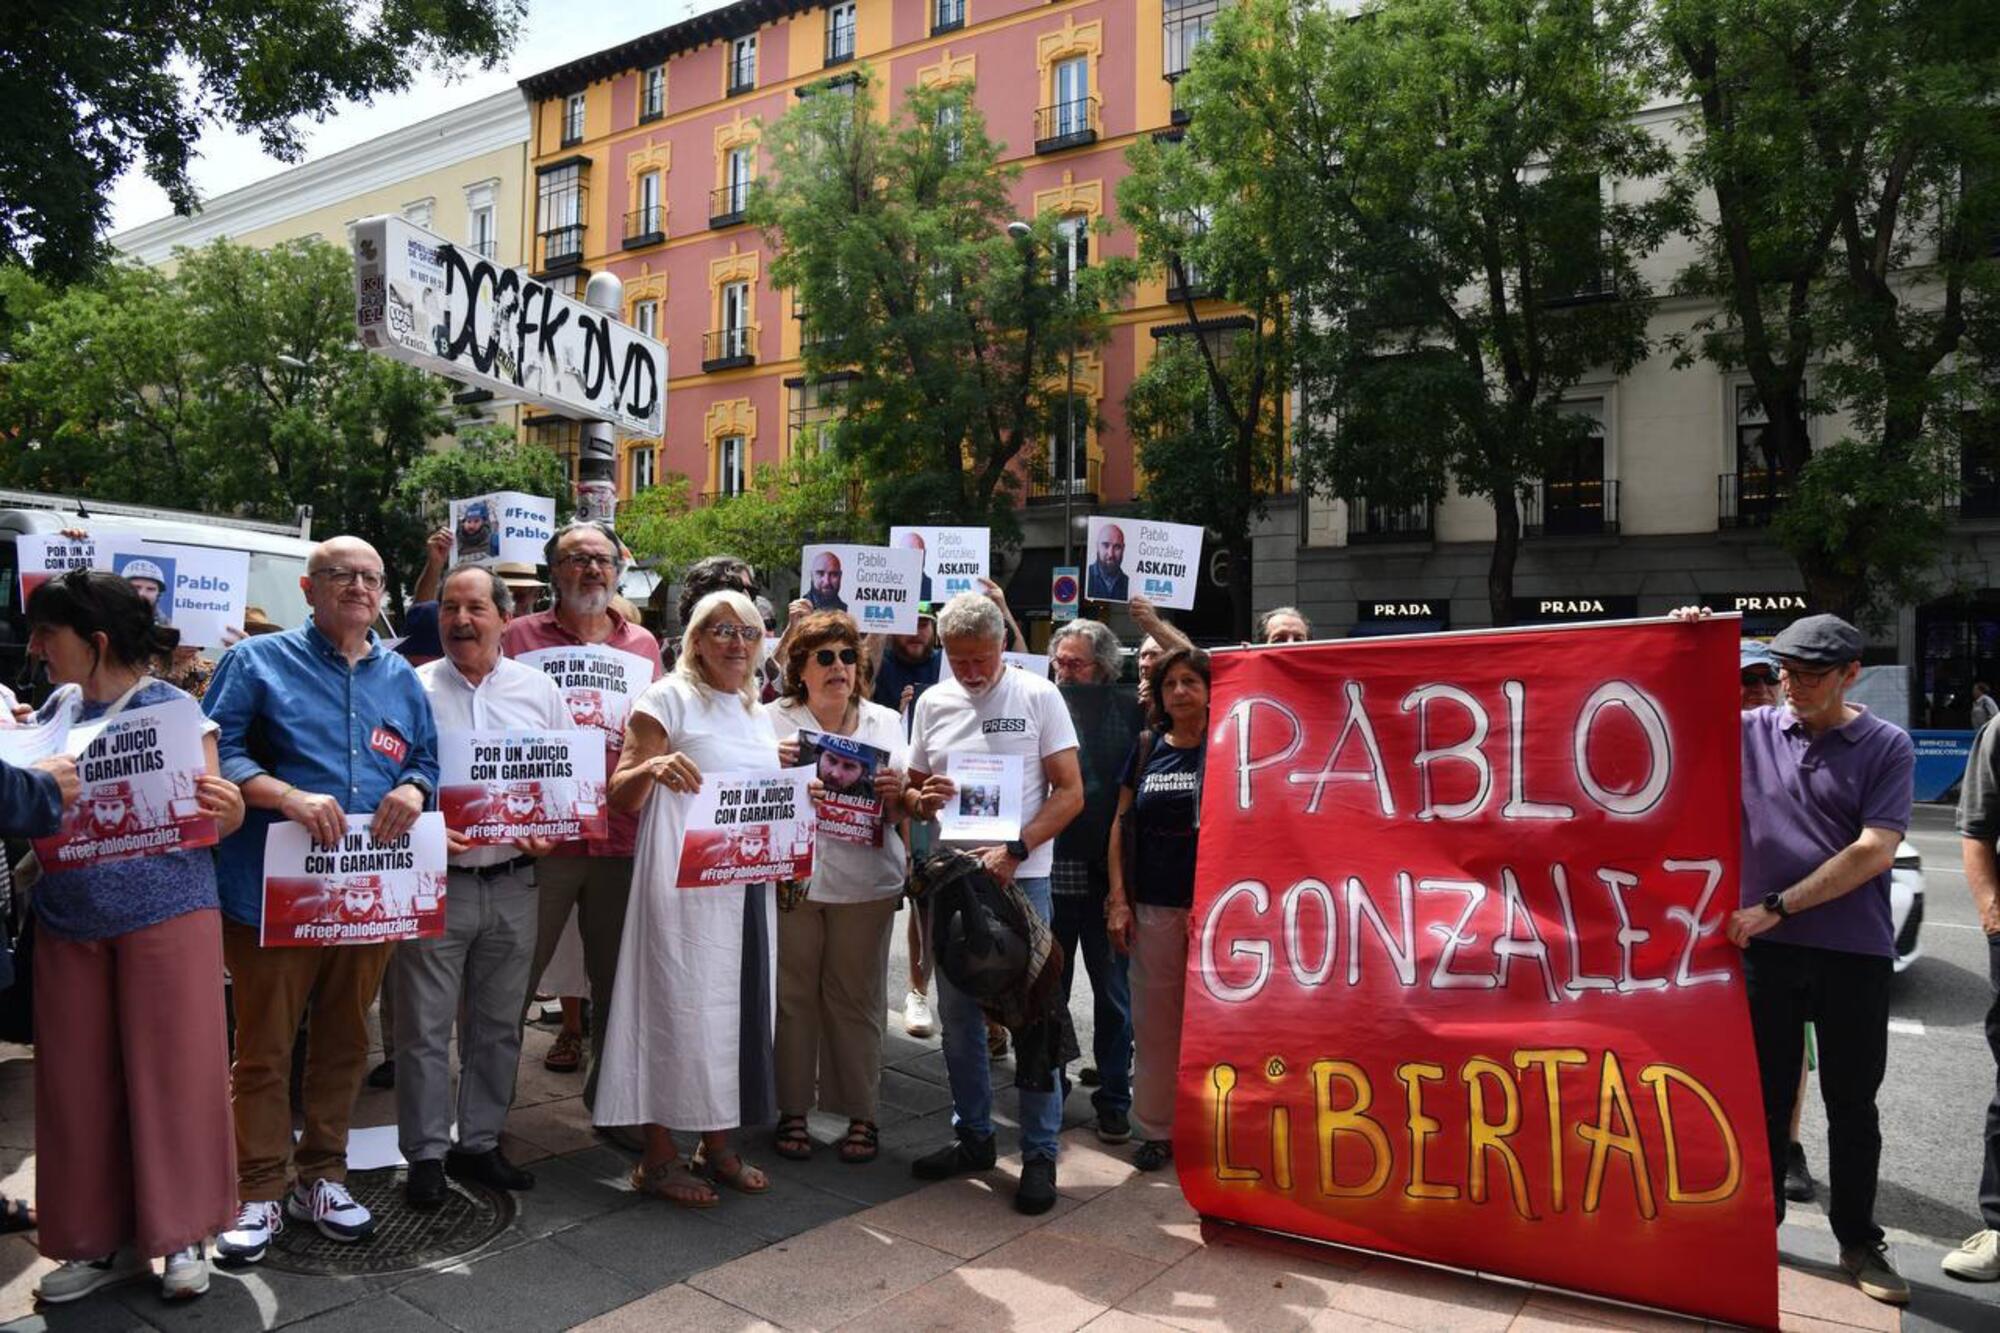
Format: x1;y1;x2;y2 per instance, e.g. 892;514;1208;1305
1779;662;1838;685
813;647;860;667
310;567;386;591
1740;670;1778;686
704;623;759;642
557;554;618;570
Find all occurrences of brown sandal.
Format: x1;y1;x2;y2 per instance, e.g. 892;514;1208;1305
838;1120;879;1164
630;1159;718;1209
699;1149;770;1195
774;1115;813;1160
544;1031;583;1073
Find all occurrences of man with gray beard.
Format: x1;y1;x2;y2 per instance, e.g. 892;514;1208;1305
502;521;664;1118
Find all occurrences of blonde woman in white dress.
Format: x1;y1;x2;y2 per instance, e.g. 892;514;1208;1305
596;590;780;1208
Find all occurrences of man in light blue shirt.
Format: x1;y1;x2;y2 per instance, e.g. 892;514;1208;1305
202;536;438;1262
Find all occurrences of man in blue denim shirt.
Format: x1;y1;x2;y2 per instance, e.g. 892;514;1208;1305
202;536;438;1262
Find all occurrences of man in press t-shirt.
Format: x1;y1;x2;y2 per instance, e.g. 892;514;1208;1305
904;592;1083;1216
1714;612;1915;1307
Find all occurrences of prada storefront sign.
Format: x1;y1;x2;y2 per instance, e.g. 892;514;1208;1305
1350;598;1450;637
1701;591;1810;636
1507;594;1640;624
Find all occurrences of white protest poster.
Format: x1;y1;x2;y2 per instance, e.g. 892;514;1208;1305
451;491;555;567
514;645;648;747
98;538;251;649
797;730;890;848
799;544;924;635
676;768;816;888
0;686;79;764
15;534;98;602
31;698;217;871
439;728;607;843
261;812;449;947
937;752;1022;842
1083;516;1204;611
890;526;990;604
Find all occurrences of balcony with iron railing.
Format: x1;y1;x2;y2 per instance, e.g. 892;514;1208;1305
1346;499;1433;545
470;239;498;260
703;325;758;372
1035;97;1100;154
710;182;754;229
622;205;665;250
1718;470;1791;529
536;222;586;274
1164;254;1210;304
825;11;856;65
1541;251;1617;307
1026;455;1103;505
1523;477;1618;537
932;0;964;34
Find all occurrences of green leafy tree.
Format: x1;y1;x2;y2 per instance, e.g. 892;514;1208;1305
619;448;871;600
1654;0;2000;620
1182;0;1681;626
0;238;454;592
1;0;523;281
752;75;1134;538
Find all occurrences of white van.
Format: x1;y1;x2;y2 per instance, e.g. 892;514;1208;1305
0;488;317;691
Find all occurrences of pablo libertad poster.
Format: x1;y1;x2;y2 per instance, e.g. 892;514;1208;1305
797;730;889;848
261;813;449;946
676;768;816;888
1173;617;1775;1330
439;729;607;843
32;697;218;871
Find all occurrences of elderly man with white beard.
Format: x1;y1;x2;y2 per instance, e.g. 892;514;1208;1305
398;566;570;1208
502;521;665;1121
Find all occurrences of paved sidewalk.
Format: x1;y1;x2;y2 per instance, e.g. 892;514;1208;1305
0;1023;1931;1332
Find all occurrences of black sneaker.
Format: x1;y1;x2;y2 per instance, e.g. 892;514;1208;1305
912;1130;997;1181
366;1059;396;1090
446;1147;536;1192
1839;1242;1911;1305
1078;1066;1101;1087
1095;1109;1132;1145
1783;1141;1816;1204
405;1158;447;1210
1015;1156;1058;1215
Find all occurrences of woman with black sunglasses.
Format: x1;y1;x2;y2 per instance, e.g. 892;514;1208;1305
765;611;908;1164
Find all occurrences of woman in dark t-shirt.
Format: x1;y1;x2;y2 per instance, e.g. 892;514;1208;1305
1106;647;1209;1171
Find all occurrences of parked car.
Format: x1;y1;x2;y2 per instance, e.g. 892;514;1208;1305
1891;838;1925;972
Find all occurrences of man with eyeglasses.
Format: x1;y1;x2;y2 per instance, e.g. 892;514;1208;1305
502;521;664;1120
203;536;439;1261
1715;611;1915;1306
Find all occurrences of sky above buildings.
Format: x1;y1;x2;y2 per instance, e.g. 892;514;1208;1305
108;0;732;236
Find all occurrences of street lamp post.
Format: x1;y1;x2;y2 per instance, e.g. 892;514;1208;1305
1007;219;1080;570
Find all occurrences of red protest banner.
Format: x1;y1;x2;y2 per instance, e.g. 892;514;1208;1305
1174;617;1775;1330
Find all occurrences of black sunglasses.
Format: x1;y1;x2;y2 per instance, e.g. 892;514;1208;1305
814;647;860;667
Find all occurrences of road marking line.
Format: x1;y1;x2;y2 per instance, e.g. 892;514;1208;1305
1888;1018;1926;1036
1930;920;1986;931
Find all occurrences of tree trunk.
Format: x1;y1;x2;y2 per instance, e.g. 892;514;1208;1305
1489;484;1521;627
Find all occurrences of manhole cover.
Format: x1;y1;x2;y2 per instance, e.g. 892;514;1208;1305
260;1168;516;1277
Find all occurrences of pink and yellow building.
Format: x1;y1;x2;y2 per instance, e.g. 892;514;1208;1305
517;0;1226;554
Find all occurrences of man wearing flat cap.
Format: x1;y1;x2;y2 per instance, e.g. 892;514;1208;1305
1720;611;1914;1306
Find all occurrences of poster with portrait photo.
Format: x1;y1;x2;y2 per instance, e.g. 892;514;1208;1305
937;751;1022;843
797;730;889;847
1082;516;1203;611
439;728;608;843
261;813;449;947
798;544;923;635
31;697;218;871
514;645;647;746
450;491;556;568
102;538;249;649
676;768;816;888
888;526;990;604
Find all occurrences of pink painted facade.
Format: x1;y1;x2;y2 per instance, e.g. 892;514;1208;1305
521;0;1226;510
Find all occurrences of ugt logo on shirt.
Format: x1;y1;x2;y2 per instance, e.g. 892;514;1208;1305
369;725;410;764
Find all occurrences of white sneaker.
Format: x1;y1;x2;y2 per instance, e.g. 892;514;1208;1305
903;989;936;1038
287;1177;375;1242
36;1250;145;1304
160;1243;209;1300
215;1200;282;1264
1942;1228;2000;1281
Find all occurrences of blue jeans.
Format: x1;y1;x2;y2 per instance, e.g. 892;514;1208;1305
936;875;1064;1162
1052;890;1132;1116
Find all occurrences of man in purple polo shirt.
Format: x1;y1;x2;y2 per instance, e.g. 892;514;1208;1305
1730;613;1914;1306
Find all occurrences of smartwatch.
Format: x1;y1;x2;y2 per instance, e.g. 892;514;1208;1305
1761;891;1790;919
1005;839;1030;863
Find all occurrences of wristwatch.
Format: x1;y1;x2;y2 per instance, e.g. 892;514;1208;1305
1761;891;1790;919
1005;838;1030;863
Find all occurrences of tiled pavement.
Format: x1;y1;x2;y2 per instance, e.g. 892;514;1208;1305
0;1023;1935;1332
